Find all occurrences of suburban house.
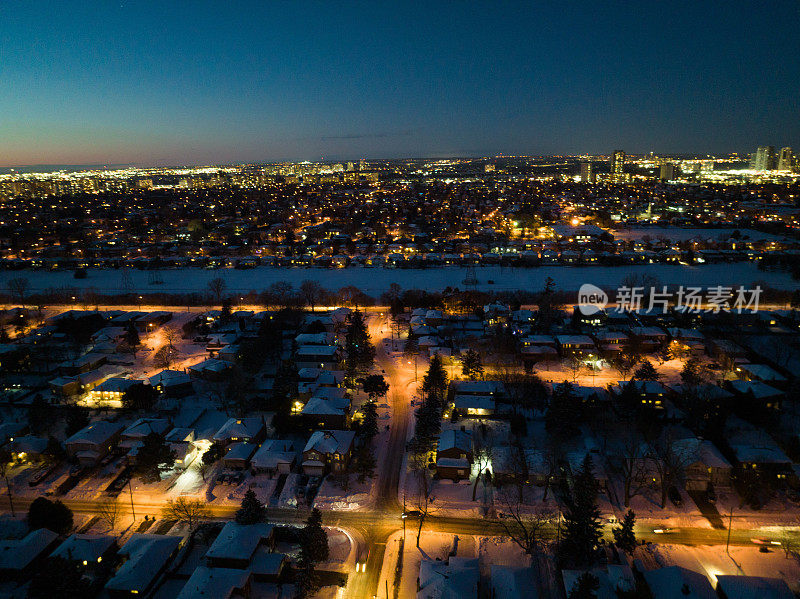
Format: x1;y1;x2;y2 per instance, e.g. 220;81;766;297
301;430;356;476
0;528;60;579
65;421;124;466
212;417;266;446
205;522;276;569
250;439;297;476
435;429;473;481
105;534;185;598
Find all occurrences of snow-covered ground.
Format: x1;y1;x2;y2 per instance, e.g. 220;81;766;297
612;227;788;242
2;262;796;297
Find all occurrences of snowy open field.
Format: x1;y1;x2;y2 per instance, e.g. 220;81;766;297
1;262;795;296
612;227;789;242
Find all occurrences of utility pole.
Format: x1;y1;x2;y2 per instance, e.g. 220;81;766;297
3;476;14;516
726;506;734;554
128;477;136;522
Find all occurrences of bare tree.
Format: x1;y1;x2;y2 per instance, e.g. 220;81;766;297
8;277;30;308
97;497;120;531
300;280;325;312
266;281;294;309
495;488;555;555
612;351;640;382
648;427;692;509
208;277;227;305
163;497;210;528
471;427;494;502
615;431;651;507
162;326;180;351
409;452;436;548
564;354;584;382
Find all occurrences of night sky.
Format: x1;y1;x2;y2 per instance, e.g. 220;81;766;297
2;1;799;166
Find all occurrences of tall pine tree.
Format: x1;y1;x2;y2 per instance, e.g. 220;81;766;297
559;454;603;567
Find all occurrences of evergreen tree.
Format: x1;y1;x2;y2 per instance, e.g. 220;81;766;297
359;400;379;441
300;508;329;563
125;321;141;349
612;509;637;553
27;395;50;435
28;497;73;535
344;311;374;379
235;489;266;524
559;454;602;567
134;432;176;483
422;354;448;407
361;374;389;400
122;384;158;411
680;357;706;388
633;360;660;381
202;440;225;467
461;349;484;380
568;571;600;599
295;557;320;599
354;445;376;483
545;381;582;440
64;405;90;437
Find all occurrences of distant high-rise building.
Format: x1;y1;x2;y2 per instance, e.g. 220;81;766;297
484;163;495;173
750;146;776;171
659;163;676;181
777;147;794;172
579;162;594;183
346;161;355;171
610;150;625;183
358;159;367;171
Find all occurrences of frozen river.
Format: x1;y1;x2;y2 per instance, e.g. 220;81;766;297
1;262;793;296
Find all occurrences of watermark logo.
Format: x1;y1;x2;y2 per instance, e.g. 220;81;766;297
577;283;608;315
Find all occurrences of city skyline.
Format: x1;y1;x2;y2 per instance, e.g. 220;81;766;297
2;1;800;166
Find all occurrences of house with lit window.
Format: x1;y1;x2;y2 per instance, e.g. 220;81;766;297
52;534;117;574
65;421;124;466
89;377;145;404
555;335;596;357
301;430;355;476
105;533;185;598
435;429;473;481
212;417;266;447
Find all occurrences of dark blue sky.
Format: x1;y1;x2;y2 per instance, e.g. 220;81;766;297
2;1;799;166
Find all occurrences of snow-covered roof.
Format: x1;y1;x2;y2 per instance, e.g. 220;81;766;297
728;380;783;399
453;395;495;411
437;429;472;454
303;430;355;456
301;396;350;416
65;421;123;446
715;575;794;599
450;380;504;395
642;566;716;599
212;417;264;442
52;534;115;563
223;442;257;462
205;522;275;564
105;534;183;593
251;440;296;470
176;566;251;599
0;528;59;571
417;556;479;599
122;417;171;439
